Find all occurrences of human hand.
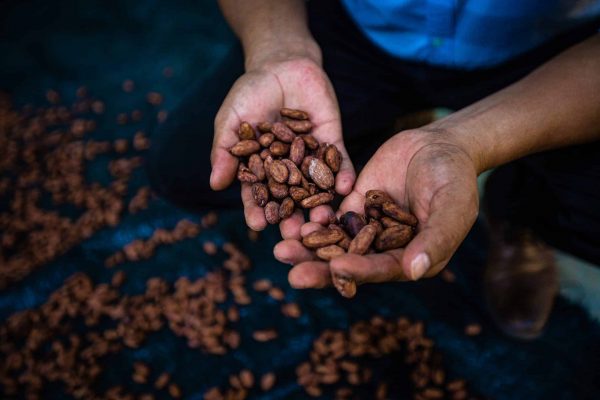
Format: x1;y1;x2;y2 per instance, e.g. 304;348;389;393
274;129;480;291
210;52;355;231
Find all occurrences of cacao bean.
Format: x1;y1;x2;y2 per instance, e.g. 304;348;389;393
380;216;401;228
279;197;295;219
329;224;352;250
301;156;314;177
365;190;394;208
301;134;319;150
238;122;256;140
284;119;312;133
381;201;418;226
280;107;308;120
300;192;334;208
264;201;281;225
332;274;356;298
340;211;367;237
259;149;272;160
248;154;265;180
289;186;310;202
302;228;344;249
269;141;290;156
269;160;289;183
316;245;346;261
282;159;302;186
308;158;334;190
289;137;305;166
268;179;288;199
271;122;296;143
348;224;377;255
237;163;258;183
257;121;272;133
374;225;413;251
258;132;275;147
252;183;269;207
324;144;342;173
230;140;260;157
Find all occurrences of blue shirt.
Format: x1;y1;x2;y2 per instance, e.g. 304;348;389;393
341;0;600;69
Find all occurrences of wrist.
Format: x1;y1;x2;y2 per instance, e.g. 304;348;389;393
244;37;322;72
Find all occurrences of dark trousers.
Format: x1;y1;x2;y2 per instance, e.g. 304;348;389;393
147;1;600;265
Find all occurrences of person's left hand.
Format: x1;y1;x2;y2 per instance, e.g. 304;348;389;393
273;128;480;292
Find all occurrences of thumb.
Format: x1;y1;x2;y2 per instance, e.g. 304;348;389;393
402;184;479;280
209;104;242;191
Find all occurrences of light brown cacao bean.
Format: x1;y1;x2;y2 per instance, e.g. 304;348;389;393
380;216;401;228
381;201;418;226
284;119;312;133
264;201;281;225
269;160;289;183
237;163;258;183
289;186;310;202
348;224;377;255
316;245;346;261
301;134;319;150
289;137;305;166
257;121;272;133
248;154;265;180
324;144;342;173
258;133;275;147
271;122;296;143
365;190;394;208
332;274;356;298
374;225;413;251
269;141;290;156
302;228;344;249
279;197;295;219
268;179;288;199
329;224;352;250
238;122;256;140
252;183;269;207
282;159;302;186
280;108;308;120
260;149;272;160
230;140;260;157
299;192;334;208
308;158;334;190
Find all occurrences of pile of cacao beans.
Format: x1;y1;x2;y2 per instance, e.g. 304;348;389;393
230;108;341;224
230;109;420;298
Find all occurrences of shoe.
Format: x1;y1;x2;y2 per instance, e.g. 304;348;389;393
484;223;558;340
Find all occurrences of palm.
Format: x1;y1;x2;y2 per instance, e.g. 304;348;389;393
276;130;480;290
211;58;354;230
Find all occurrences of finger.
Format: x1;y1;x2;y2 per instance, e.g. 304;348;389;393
337;189;365;217
280;209;305;240
274;239;316;265
309;205;335;225
329;250;410;284
210;106;242;191
300;222;326;237
241;183;267;231
332;140;356;196
288;261;332;289
402;186;478;281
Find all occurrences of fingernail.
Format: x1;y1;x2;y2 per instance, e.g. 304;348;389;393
410;253;430;281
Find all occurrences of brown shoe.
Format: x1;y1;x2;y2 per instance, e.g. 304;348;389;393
484;224;558;340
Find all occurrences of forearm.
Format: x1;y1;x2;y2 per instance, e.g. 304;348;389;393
431;34;600;174
218;0;321;70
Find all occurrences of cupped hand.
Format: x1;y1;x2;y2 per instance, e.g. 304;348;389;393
210;55;355;231
274;129;480;291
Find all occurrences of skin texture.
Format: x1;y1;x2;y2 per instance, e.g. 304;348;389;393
215;1;600;289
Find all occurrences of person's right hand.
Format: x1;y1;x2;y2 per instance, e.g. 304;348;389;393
210;50;355;232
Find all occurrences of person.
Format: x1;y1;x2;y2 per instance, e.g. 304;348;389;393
147;1;600;340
